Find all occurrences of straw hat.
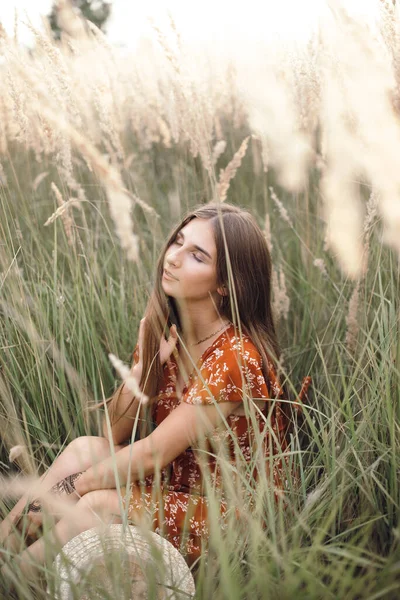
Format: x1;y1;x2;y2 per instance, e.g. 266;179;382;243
49;524;196;600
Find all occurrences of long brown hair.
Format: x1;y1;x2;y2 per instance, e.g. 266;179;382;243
140;203;282;402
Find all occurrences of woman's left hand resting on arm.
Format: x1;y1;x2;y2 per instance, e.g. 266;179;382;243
75;398;239;496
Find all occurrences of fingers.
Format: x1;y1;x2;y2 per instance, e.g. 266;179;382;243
4;511;44;551
168;324;178;347
138;318;145;353
132;318;146;370
138;318;146;345
138;320;178;366
137;318;146;363
25;512;44;542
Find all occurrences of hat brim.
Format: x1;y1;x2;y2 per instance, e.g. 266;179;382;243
49;524;195;599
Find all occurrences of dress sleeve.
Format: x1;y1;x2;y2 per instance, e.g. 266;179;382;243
183;344;271;406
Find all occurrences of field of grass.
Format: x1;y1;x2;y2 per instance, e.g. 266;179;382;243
0;3;400;598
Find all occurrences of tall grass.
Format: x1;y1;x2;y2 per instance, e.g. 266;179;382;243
1;1;400;598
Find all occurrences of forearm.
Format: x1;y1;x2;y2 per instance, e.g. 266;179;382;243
75;438;156;495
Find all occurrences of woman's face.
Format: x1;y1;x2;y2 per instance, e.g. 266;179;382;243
162;218;221;302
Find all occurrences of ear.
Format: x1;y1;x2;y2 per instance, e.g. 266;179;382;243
217;285;228;297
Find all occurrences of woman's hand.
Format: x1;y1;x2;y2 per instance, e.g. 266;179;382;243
137;318;178;369
159;323;178;364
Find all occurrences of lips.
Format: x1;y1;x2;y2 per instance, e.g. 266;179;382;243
163;269;178;281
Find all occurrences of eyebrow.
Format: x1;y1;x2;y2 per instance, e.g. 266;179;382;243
176;230;213;260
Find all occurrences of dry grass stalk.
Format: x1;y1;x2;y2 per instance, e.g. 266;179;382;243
250;136;263;175
212;140;227;166
0;372;35;474
313;258;328;277
214;115;223;141
131;192;159;218
217;136;250;202
322;175;364;279
44;196;80;226
263;214;273;253
49;182;76;246
32;171;49;191
0;161;7;187
166;89;180;144
0;21;7;40
16;81;142;262
8;444;26;463
261;138;269;173
271;265;290;322
364;191;379;236
346;280;361;354
108;353;148;404
269;186;293;228
149;19;218;171
105;185;140;263
0;299;93;429
2;7;400;274
148;16;182;78
271;267;281;322
362;191;379;275
319;4;400;275
0;96;10;155
238;55;311;190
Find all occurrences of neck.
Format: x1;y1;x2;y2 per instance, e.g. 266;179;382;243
175;299;228;346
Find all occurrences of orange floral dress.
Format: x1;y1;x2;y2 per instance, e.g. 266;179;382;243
123;324;292;564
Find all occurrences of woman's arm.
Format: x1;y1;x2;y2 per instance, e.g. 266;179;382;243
76;399;240;495
102;364;143;445
103;319;178;445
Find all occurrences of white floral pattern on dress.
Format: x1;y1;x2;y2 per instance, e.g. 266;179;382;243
124;324;288;563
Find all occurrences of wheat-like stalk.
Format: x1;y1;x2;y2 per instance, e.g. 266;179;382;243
271;265;290;322
212;140;227;166
313;258;328;277
0;5;400;274
263;213;273;253
108;353;148;404
48;182;76;246
269;186;293;228
217;136;250;202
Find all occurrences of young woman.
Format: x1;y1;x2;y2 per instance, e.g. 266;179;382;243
1;203;310;576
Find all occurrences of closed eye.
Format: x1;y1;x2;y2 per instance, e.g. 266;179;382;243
173;241;203;262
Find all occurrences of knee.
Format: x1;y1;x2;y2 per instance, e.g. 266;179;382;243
65;436;110;458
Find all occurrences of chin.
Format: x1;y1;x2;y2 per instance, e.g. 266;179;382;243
161;280;176;295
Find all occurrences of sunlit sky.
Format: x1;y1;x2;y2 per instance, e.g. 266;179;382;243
1;0;382;51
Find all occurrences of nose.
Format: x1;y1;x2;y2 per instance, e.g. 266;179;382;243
165;249;181;267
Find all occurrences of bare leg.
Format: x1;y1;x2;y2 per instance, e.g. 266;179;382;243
0;436;126;543
2;489;123;580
